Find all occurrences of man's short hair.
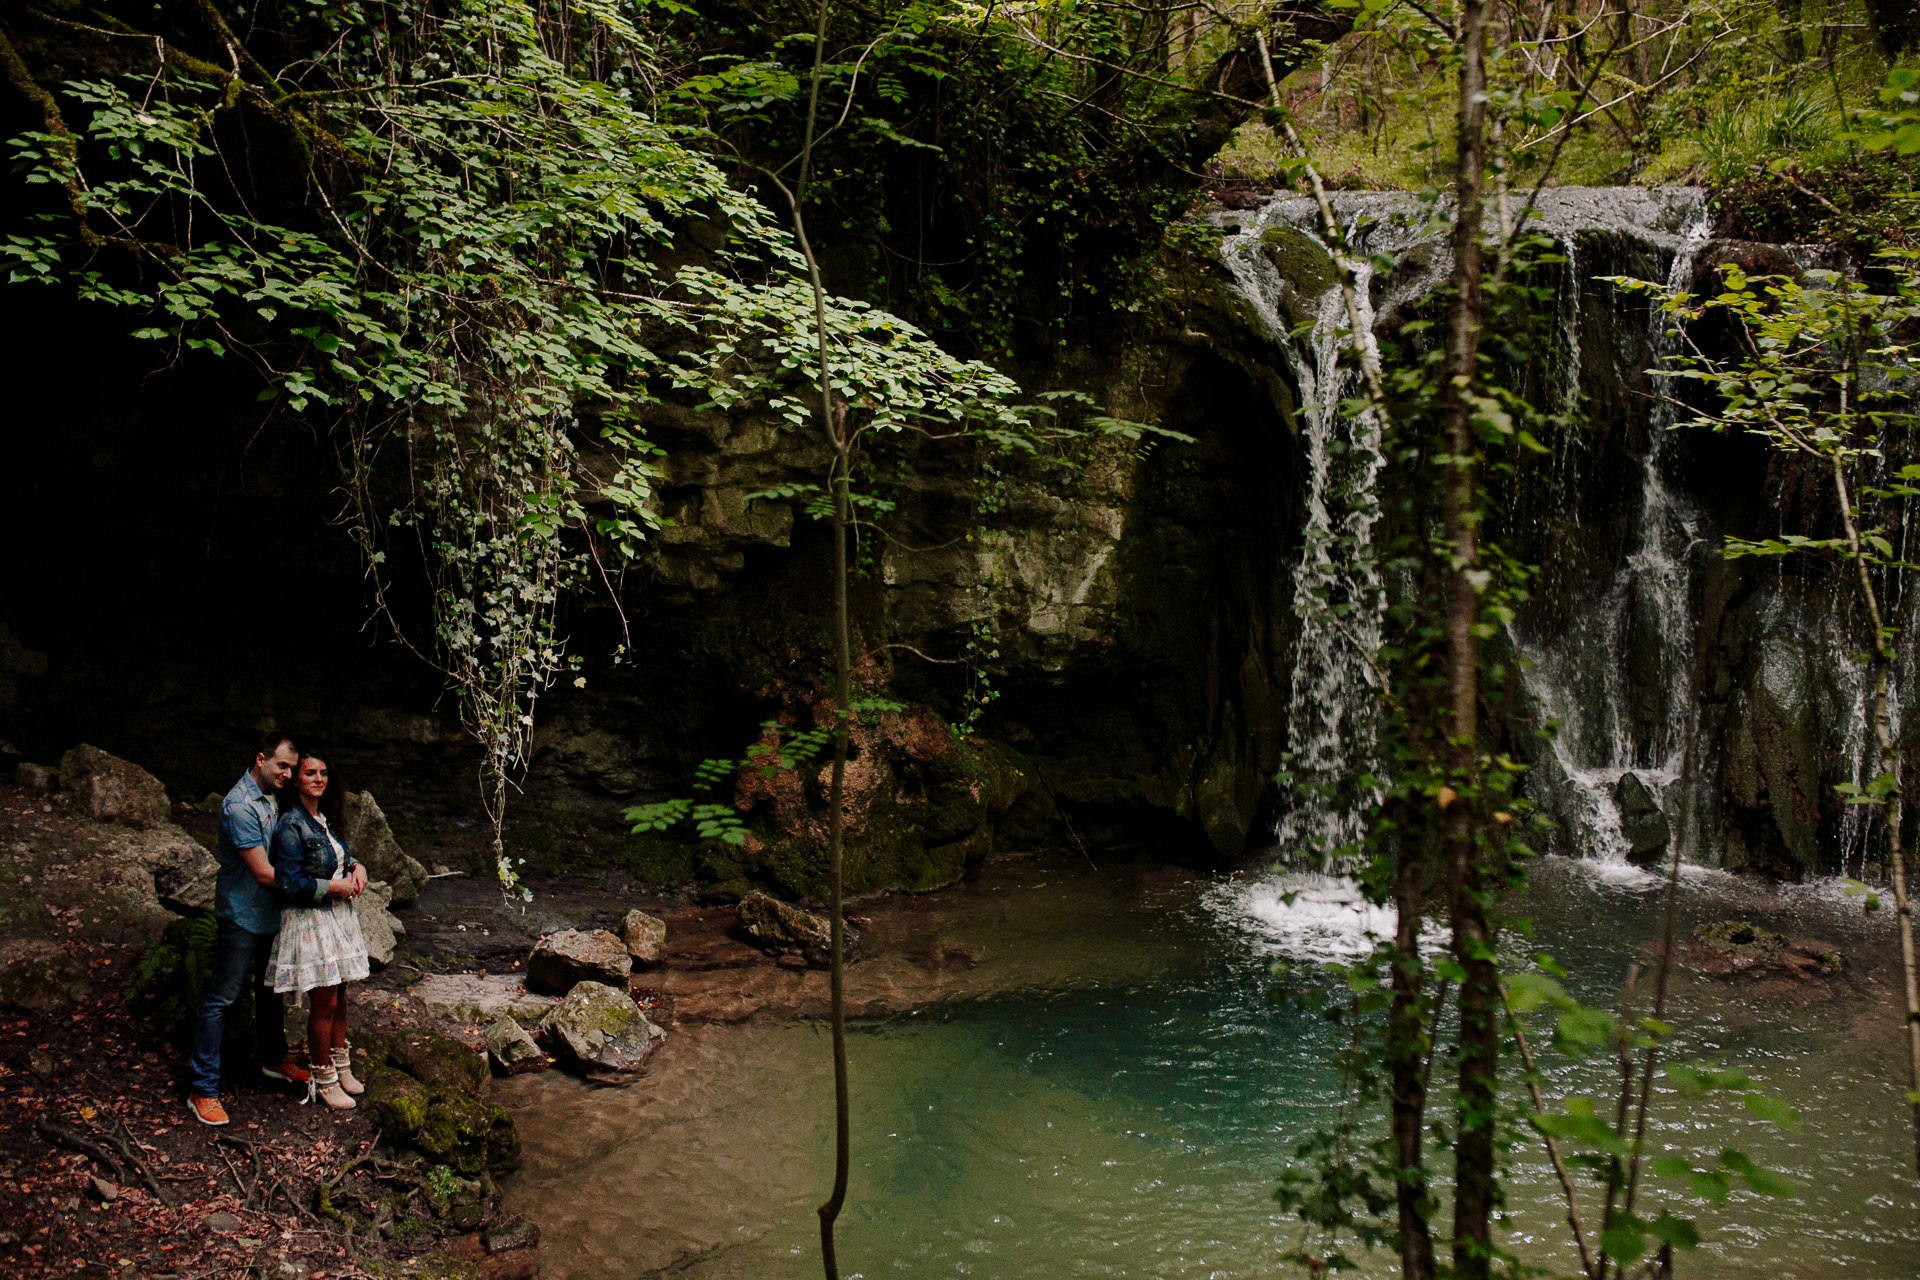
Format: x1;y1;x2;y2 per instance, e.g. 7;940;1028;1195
256;731;297;762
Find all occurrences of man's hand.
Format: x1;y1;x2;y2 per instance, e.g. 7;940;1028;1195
351;865;369;896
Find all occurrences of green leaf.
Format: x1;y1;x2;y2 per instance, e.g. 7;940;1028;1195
1741;1167;1797;1197
1742;1094;1799;1131
1600;1216;1649;1267
1647;1212;1701;1250
1504;971;1571;1012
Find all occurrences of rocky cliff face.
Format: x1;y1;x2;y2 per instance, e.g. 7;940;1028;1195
2;192;1909;893
0;229;1310;898
1218;187;1917;880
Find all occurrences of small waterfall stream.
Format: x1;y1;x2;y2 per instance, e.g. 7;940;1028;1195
1216;187;1760;868
1519;194;1710;863
1217;200;1439;861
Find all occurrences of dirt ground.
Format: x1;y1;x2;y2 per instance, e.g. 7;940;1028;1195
0;778;570;1280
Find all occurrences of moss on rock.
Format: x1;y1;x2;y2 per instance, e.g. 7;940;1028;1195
1694;919;1786;961
416;1090;494;1175
361;1063;430;1137
388;1029;489;1094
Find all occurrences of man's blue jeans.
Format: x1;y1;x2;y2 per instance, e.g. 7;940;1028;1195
187;917;288;1098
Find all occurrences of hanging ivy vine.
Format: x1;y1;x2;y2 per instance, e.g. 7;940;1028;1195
2;0;1035;892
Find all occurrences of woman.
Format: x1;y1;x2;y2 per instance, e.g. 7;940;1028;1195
269;748;370;1110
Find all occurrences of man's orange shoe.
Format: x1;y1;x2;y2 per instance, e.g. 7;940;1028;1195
188;1095;230;1127
262;1057;310;1086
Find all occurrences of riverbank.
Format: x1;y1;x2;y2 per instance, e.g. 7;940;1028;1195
0;771;549;1280
0;759;1172;1280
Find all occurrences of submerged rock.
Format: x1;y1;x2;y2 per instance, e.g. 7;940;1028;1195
735;891;859;966
526;927;630;994
621;909;667;966
1613;772;1670;864
537;980;664;1076
1695;918;1785;962
1679;919;1843;981
482;1015;547;1076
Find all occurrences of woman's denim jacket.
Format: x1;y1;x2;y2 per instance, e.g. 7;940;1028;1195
270;806;355;906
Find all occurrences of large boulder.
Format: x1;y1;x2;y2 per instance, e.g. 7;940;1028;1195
150;836;219;914
620;909;667;966
537;981;664;1076
736;891;859;967
361;1063;430;1138
1612;772;1670;865
482;1015;548;1076
342;791;428;906
0;939;91;1014
525;928;630;995
380;1028;490;1095
409;973;558;1027
59;745;168;830
356;881;407;967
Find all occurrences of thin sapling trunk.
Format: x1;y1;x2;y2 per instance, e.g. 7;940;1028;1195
776;0;855;1271
1438;3;1498;1276
1830;439;1920;1175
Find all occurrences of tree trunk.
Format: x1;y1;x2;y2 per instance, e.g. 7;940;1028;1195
780;3;854;1274
1389;810;1436;1280
1830;450;1920;1175
1439;3;1497;1277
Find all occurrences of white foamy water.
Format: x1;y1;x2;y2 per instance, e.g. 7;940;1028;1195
1205;872;1414;962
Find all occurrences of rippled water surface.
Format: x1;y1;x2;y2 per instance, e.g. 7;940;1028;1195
496;856;1919;1278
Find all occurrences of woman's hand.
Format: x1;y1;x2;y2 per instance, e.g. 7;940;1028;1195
328;877;356;899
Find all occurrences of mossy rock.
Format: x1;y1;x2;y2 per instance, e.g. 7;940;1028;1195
361;1063;430;1138
361;1253;479;1280
1259;225;1338;317
484;1101;520;1171
698;876;752;904
390;1029;489;1094
416;1089;495;1175
1693;920;1786;961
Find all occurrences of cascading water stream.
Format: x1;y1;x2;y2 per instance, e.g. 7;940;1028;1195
1218;187;1733;874
1515;192;1711;863
1218;199;1446;864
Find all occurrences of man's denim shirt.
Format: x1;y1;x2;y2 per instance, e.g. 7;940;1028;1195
217;772;283;935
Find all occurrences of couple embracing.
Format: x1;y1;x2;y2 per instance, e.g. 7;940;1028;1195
187;733;373;1125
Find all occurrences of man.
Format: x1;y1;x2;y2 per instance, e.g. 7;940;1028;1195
187;732;310;1126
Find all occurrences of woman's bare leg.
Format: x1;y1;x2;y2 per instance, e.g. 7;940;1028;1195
330;984;350;1051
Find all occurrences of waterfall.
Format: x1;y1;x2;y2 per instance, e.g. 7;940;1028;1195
1517;193;1711;864
1218;199;1446;863
1218;187;1723;868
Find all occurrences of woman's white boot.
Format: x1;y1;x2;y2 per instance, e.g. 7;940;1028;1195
330;1045;365;1096
312;1062;356;1110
